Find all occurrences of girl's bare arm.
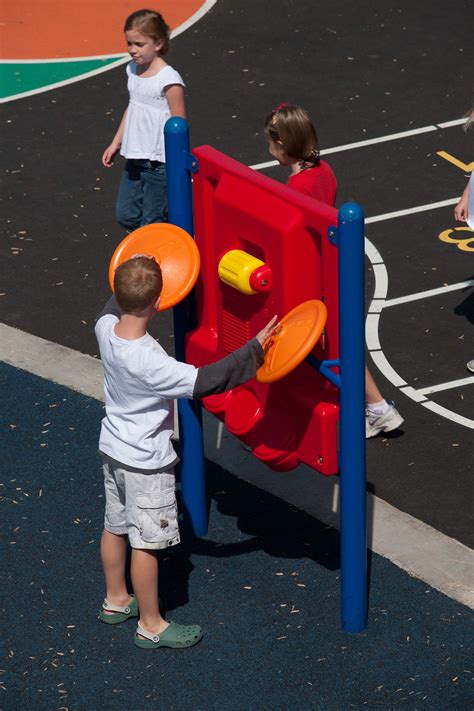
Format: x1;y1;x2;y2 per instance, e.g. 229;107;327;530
164;84;186;118
102;108;128;167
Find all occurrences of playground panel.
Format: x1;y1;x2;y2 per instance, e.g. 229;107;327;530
186;146;341;475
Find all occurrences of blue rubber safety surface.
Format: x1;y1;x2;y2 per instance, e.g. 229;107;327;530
1;361;472;710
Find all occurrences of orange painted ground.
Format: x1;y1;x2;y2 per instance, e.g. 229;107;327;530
0;0;205;59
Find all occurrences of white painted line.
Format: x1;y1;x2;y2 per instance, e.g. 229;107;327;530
372;264;389;299
365;314;381;351
365;197;460;224
321;125;438;154
364;238;384;264
251;159;280;170
250;120;461;171
416;376;474;396
365;233;474;430
368;350;408;388
0;323;104;401
366;495;474;608
1;54;126;63
385;279;474;308
437;119;467;128
421;401;474;429
399;386;428;403
0;58;128;103
0;1;217;104
171;0;217;38
368;299;385;313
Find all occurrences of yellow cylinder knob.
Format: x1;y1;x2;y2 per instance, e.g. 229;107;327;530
218;250;266;295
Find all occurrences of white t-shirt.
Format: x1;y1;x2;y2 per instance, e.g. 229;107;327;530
467;171;474;230
120;62;185;162
95;314;198;469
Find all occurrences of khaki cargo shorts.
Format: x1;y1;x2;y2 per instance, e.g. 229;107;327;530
101;453;180;550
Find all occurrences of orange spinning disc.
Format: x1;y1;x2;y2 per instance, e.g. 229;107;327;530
257;300;327;383
109;223;200;311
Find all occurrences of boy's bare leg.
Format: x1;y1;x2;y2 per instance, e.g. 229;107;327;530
365;366;384;404
131;549;168;635
100;529;133;612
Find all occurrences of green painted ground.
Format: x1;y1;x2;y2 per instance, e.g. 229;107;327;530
0;57;125;100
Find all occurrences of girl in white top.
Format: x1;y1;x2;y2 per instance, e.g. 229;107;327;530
102;9;185;231
454;108;474;230
453;107;474;373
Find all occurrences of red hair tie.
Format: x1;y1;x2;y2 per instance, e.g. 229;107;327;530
272;102;287;113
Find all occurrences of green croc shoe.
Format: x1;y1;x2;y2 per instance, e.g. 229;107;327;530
134;620;203;649
98;596;139;625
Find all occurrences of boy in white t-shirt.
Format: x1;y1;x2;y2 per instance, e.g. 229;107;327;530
95;256;277;649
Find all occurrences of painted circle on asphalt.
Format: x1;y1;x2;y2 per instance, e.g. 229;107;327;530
0;0;205;59
0;0;210;101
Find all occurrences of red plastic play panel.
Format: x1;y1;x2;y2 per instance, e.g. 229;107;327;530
109;223;200;311
257;300;327;383
186;146;340;475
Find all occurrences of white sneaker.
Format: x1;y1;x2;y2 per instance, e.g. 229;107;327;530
366;403;404;439
467;360;474;373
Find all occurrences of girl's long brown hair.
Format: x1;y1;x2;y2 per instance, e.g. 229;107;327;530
264;104;320;168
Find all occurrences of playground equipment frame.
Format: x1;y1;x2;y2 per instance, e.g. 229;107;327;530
164;117;367;633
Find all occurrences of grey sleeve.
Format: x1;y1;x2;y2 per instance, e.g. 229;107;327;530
96;295;121;322
193;339;264;398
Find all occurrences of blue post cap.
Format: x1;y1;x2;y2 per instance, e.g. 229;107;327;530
338;201;365;223
164;116;189;135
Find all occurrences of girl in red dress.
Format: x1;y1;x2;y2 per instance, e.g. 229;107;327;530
264;104;404;438
264;103;337;205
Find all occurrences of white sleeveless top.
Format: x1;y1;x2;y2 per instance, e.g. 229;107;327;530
120;62;185;162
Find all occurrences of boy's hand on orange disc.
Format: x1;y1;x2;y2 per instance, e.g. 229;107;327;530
255;315;279;353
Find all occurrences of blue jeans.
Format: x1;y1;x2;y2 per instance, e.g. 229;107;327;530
115;159;167;231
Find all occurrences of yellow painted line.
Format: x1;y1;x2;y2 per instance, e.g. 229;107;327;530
439;227;474;252
436;151;474;172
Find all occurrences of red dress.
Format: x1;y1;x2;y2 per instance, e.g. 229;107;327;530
287;160;337;207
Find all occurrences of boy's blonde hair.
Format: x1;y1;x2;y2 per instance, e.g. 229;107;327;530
114;257;163;313
264;104;320;168
124;9;170;55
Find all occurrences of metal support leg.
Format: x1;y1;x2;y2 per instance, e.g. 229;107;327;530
164;117;208;537
338;202;367;631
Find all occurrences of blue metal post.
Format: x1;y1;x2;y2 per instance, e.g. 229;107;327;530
164;117;208;537
337;202;367;632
